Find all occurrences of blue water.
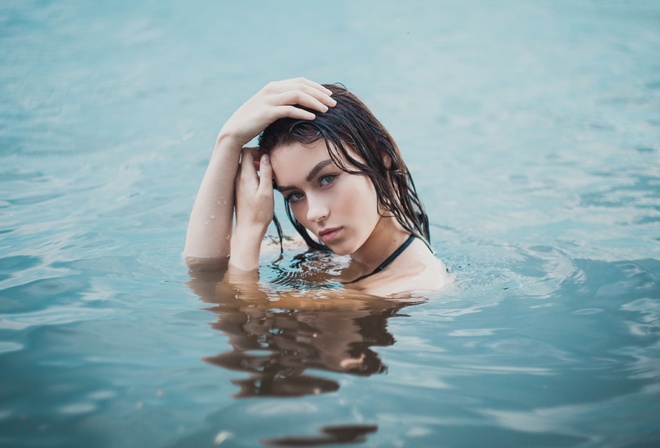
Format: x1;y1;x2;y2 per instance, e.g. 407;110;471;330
1;0;659;446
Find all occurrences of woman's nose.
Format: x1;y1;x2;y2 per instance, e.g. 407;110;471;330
306;196;329;223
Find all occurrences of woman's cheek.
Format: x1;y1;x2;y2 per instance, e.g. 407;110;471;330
290;202;307;225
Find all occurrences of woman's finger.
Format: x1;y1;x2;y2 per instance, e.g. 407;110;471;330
296;82;336;107
287;86;335;108
220;78;335;148
239;149;257;182
295;77;333;96
272;105;317;121
274;91;333;115
257;154;273;196
266;77;333;97
263;79;336;110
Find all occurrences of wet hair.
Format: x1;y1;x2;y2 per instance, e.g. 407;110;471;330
258;83;430;251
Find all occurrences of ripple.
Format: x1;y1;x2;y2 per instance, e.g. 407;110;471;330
58;402;96;415
246;401;318;417
0;276;89;314
0;341;23;354
456;364;554;375
509;245;576;300
87;390;117;400
621;297;660;337
0;255;41;272
0;306;114;330
449;328;504;337
572;308;604;315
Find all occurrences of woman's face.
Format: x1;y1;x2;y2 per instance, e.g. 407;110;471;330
270;139;382;256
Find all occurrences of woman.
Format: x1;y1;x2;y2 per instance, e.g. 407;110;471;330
184;78;449;296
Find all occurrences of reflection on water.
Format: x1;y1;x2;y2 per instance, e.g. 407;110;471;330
186;266;423;444
263;424;378;447
189;268;417;399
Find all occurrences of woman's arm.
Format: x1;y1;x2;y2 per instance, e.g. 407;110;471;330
183;134;242;265
228;148;273;271
184;78;335;266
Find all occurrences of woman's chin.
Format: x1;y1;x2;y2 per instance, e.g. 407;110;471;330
326;241;360;257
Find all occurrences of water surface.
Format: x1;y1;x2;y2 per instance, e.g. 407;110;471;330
1;1;659;446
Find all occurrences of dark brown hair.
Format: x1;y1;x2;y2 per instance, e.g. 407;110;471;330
259;83;430;251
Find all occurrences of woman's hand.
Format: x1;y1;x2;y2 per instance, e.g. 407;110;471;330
218;78;336;149
185;78;333;265
229;148;274;271
235;148;274;232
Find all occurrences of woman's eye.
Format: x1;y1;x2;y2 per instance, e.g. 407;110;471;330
287;192;304;203
320;175;336;187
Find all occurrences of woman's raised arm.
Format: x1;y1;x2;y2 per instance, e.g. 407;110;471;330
184;78;335;266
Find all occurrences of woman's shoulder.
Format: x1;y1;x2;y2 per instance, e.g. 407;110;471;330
259;234;451;297
355;239;452;297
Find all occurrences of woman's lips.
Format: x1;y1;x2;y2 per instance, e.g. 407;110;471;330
318;227;342;243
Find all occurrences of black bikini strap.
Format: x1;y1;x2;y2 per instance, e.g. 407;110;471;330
343;234;416;285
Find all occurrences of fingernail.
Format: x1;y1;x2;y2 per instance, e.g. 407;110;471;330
261;154;270;164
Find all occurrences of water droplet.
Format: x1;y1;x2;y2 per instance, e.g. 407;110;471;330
210;215;216;220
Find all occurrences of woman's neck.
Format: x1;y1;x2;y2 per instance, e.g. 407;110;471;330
350;216;410;272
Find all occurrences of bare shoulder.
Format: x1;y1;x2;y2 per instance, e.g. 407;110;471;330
358;239;452;297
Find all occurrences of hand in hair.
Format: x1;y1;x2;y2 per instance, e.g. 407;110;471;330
184;78;335;265
229;148;274;271
219;78;336;148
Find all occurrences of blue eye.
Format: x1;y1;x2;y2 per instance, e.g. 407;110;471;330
287;192;304;203
320;175;336;187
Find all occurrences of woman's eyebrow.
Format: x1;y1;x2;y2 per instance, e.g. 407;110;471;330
276;159;334;192
306;159;333;182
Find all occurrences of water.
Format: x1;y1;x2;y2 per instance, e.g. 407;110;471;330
1;0;659;446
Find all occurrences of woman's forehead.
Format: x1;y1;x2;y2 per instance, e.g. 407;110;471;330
270;141;333;184
271;139;330;161
270;138;361;172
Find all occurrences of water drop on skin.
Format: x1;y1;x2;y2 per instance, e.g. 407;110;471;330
210;215;216;220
